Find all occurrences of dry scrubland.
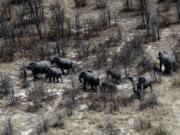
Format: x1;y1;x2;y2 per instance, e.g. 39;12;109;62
0;0;180;134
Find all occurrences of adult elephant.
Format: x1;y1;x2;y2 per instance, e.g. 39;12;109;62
45;67;63;83
127;73;155;100
158;50;176;73
79;70;100;90
51;56;75;75
26;60;51;80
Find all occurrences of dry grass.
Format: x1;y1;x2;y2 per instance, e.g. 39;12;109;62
171;73;180;87
134;117;152;132
139;93;158;110
153;124;171;135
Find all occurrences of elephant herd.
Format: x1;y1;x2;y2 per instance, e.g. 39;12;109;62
25;50;176;100
25;55;75;83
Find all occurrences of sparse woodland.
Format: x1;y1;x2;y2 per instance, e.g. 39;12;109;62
0;0;180;134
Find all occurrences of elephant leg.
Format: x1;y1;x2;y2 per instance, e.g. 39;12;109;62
159;61;162;72
61;68;65;75
67;69;70;75
91;84;94;90
83;81;86;90
33;73;38;80
164;66;170;74
45;73;48;80
49;77;52;82
94;84;97;90
53;76;55;82
56;76;59;82
60;77;63;84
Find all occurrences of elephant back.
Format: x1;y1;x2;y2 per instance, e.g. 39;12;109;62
51;67;62;75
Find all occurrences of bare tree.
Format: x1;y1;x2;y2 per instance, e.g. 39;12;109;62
124;0;133;11
26;0;44;40
176;1;180;22
0;74;14;98
36;114;48;135
50;1;65;38
139;0;150;34
95;43;108;67
3;118;13;135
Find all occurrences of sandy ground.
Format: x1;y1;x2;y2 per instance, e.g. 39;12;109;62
0;0;180;135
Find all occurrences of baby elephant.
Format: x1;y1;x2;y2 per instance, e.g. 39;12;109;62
127;73;154;100
101;81;117;93
46;67;63;83
79;70;100;90
107;69;121;83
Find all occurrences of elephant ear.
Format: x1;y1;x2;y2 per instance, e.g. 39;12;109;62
79;71;86;83
138;77;146;84
158;51;162;58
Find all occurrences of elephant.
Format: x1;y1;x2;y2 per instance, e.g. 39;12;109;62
127;73;154;100
158;50;176;73
45;67;63;83
79;70;100;90
26;60;51;80
106;69;121;83
101;81;116;94
51;56;75;75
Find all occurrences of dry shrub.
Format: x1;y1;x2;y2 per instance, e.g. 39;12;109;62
2;118;14;135
35;115;48;135
134;117;152;132
139;93;158;110
153;124;171;135
137;54;157;74
87;94;106;112
102;119;120;135
116;95;134;107
54;111;65;128
112;37;144;68
159;14;171;28
0;73;14;98
86;93;132;112
64;98;74;117
0;44;15;63
171;74;180;87
26;81;54;111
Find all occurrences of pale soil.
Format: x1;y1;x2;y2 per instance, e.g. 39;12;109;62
0;0;180;135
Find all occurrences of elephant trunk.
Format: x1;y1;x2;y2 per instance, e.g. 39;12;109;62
26;65;30;70
127;76;134;83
